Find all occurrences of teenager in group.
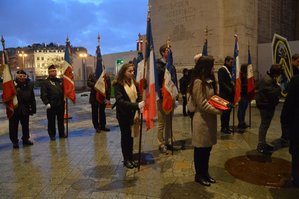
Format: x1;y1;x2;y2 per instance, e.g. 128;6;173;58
189;56;222;186
113;63;144;169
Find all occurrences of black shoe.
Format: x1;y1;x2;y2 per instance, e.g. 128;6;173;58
166;144;181;151
23;140;34;146
221;128;231;135
257;143;272;154
13;143;19;149
95;128;101;133
131;160;139;168
123;160;134;169
205;175;216;183
100;127;110;132
59;135;67;139
50;137;56;141
292;180;299;188
195;176;211;186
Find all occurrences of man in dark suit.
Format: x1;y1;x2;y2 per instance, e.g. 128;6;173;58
9;70;36;148
87;72;111;133
218;56;234;134
283;74;299;188
40;65;65;140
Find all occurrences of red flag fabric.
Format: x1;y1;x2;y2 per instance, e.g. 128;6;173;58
63;38;76;103
62;61;76;103
2;51;18;118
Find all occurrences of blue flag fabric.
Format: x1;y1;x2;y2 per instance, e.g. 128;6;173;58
166;49;177;87
145;17;159;95
95;45;103;79
202;39;208;56
231;38;238;81
64;41;72;65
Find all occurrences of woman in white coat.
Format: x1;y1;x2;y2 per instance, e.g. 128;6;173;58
189;56;222;186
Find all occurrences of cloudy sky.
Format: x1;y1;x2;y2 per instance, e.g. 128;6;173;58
0;0;148;55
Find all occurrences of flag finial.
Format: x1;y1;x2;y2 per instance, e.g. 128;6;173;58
166;37;171;48
1;35;5;50
97;33;100;46
148;4;152;18
204;26;208;39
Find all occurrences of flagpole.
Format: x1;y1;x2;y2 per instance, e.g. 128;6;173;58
65;98;69;137
138;33;144;171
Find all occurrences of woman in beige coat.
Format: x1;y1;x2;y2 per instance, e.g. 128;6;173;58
189;56;222;186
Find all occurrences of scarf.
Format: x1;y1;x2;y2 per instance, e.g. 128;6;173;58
124;80;140;137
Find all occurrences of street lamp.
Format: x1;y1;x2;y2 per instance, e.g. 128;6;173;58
18;51;28;69
79;53;87;89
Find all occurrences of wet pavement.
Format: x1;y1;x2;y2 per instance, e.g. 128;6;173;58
0;93;298;199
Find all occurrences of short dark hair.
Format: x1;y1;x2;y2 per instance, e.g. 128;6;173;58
48;64;56;70
224;56;233;63
292;54;299;60
270;64;283;75
159;44;168;56
16;70;26;75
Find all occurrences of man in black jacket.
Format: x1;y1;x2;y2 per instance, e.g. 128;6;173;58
256;64;283;154
9;70;36;148
87;72;111;133
218;56;234;134
41;65;65;140
179;68;189;116
283;74;299;188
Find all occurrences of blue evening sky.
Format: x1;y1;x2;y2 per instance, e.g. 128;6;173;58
0;0;148;55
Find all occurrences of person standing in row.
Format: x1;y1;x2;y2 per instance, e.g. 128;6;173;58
156;44;178;153
218;56;234;135
189;56;222;186
279;54;299;146
255;64;283;154
41;65;65;141
237;64;250;131
9;70;36;149
113;63;144;169
282;74;299;188
179;68;190;116
87;72;111;133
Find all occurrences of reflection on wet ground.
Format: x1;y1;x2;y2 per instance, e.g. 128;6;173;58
0;96;298;198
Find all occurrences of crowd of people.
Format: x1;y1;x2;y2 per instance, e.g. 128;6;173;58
5;45;299;188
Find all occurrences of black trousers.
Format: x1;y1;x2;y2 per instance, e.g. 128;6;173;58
47;107;64;138
118;119;133;161
9;113;30;144
221;109;232;130
182;95;187;115
292;153;299;184
194;147;212;178
91;102;106;130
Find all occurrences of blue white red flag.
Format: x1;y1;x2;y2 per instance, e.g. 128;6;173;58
94;43;106;103
247;46;255;101
232;35;240;105
1;41;18;118
135;52;145;94
162;48;178;113
143;16;157;130
63;38;76;103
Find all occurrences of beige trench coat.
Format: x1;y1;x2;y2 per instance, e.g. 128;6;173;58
192;79;222;147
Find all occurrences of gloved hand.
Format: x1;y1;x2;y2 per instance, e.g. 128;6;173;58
46;104;51;109
227;103;234;109
138;101;144;109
